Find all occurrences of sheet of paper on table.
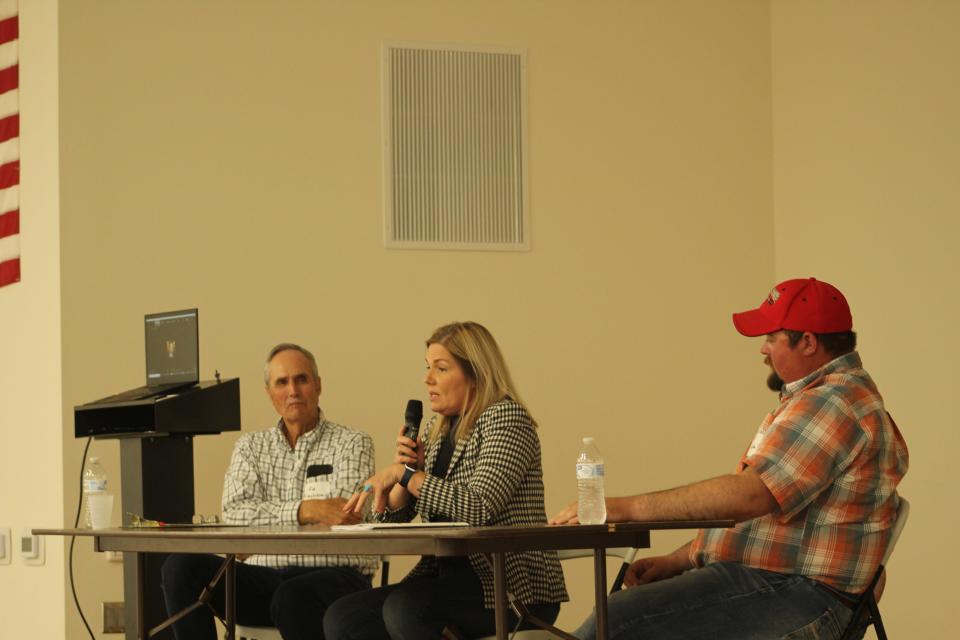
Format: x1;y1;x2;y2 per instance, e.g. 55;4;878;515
331;522;470;531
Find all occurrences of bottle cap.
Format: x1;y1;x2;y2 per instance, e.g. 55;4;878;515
582;437;594;444
89;457;99;463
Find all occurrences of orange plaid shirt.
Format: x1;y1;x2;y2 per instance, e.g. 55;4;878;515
689;352;908;593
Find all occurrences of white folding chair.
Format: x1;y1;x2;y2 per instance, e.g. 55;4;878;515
448;547;638;640
838;496;910;640
235;626;282;640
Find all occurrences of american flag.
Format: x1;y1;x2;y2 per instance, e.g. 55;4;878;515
0;2;18;288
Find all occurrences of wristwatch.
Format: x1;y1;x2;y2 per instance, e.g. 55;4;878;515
399;464;417;489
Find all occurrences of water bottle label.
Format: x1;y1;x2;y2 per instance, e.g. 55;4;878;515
576;463;604;479
84;478;107;493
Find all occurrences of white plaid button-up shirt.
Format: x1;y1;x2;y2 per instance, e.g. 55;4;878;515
222;410;378;576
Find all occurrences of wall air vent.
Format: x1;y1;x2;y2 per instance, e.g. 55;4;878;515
383;44;529;250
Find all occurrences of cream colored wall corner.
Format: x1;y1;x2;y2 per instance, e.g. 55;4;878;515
771;0;958;636
0;0;64;637
57;1;773;637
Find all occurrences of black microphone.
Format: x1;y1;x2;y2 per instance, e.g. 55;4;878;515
404;399;423;441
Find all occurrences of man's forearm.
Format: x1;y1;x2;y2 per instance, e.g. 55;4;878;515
608;468;777;523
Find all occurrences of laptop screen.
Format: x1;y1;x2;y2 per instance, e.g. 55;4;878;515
145;308;199;386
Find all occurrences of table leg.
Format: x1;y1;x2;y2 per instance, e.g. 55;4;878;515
137;552;147;640
225;555;236;640
594;548;608;640
492;552;508;640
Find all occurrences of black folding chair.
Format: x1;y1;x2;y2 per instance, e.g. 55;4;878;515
839;496;910;640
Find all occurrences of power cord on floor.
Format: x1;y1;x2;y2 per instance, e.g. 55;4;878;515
70;436;96;640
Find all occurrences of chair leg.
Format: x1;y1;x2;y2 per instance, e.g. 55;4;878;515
839;599;871;640
441;627;469;640
868;595;886;640
611;562;629;593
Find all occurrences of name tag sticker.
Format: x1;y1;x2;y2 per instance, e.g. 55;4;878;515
303;478;331;500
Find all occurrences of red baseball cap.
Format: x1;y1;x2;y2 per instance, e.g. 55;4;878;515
732;278;852;337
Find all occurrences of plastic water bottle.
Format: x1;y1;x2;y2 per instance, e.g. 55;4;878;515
83;457;108;527
577;437;607;524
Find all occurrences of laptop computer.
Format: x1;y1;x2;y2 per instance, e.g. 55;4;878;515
94;308;200;403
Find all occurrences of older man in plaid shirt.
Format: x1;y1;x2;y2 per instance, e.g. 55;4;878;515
162;343;376;640
553;278;908;640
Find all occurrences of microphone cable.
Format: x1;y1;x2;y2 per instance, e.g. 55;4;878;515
70;436;96;640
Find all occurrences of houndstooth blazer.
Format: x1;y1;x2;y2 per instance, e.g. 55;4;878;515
386;398;569;608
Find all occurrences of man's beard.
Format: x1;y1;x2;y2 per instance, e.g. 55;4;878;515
766;370;785;392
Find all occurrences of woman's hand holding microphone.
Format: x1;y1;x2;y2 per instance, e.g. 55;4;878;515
344;424;425;515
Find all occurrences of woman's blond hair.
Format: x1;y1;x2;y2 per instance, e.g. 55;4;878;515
426;321;536;444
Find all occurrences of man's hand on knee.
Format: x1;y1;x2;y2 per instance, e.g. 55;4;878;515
623;552;690;588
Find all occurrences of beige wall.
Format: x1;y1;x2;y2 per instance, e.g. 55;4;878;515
0;0;64;637
55;0;773;636
3;0;946;637
771;1;958;636
3;0;945;637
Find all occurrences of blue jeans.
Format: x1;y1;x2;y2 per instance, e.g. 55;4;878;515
161;553;371;640
574;562;856;640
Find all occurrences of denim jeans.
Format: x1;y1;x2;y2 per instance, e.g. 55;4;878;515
161;553;371;640
574;562;856;640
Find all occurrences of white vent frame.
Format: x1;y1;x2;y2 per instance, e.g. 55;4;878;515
382;42;530;251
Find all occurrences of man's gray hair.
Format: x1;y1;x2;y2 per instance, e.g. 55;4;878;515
263;343;320;386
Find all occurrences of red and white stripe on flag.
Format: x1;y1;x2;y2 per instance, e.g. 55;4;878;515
0;0;19;287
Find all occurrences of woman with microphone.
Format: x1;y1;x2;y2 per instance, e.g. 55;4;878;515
323;321;567;640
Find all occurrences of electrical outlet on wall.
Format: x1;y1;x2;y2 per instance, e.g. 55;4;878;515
0;527;11;565
20;529;44;566
102;602;125;634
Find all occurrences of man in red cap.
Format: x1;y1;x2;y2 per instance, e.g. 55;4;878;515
552;277;908;640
